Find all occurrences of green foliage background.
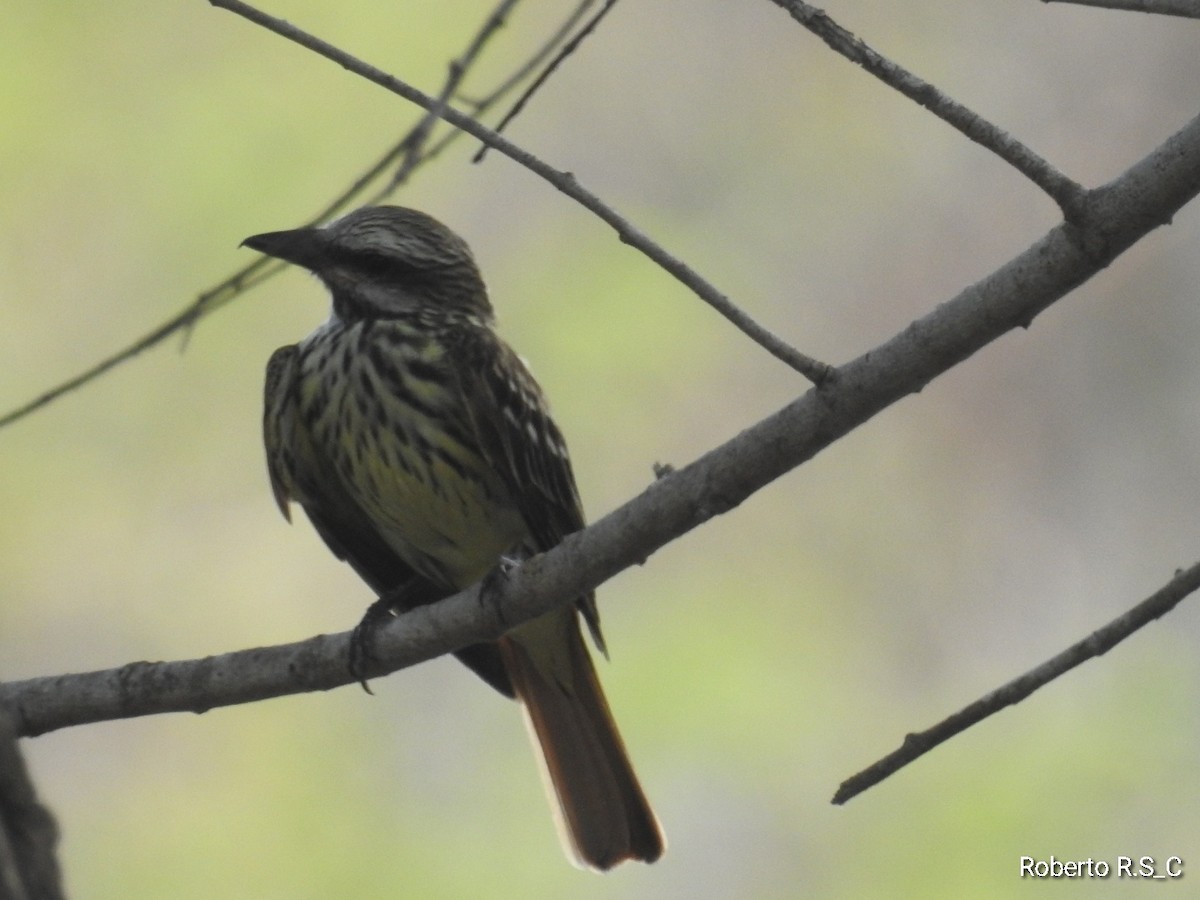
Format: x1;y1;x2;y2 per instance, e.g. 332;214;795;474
3;2;1200;897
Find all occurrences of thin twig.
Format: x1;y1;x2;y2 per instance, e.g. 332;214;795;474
279;0;527;219
1043;0;1200;16
834;561;1200;804
0;1;522;433
0;260;274;430
210;0;833;383
768;0;1088;217
384;0;521;192
368;0;596;201
474;0;619;163
460;0;598;117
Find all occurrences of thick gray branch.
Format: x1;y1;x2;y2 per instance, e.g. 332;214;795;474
3;111;1199;739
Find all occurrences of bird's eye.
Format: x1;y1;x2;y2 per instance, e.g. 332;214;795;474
348;250;399;278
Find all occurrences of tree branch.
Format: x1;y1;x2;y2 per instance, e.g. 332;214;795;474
0;261;271;430
833;560;1200;804
369;0;522;197
0;0;524;432
474;0;620;163
6;108;1199;740
1043;0;1200;17
768;0;1087;217
209;0;832;384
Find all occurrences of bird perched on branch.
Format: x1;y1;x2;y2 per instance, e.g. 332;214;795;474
244;205;663;870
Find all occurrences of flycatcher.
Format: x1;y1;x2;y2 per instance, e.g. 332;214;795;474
244;206;663;870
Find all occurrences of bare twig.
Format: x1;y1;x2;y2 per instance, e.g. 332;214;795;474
1043;0;1200;16
0;261;275;430
209;0;831;383
0;1;520;433
460;0;598;117
292;0;526;217
768;0;1088;217
474;0;619;163
365;1;600;202
834;561;1200;804
6;107;1200;739
380;0;522;194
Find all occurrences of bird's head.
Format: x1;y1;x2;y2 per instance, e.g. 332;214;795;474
242;206;491;322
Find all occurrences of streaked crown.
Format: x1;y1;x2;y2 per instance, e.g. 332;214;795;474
243;206;491;322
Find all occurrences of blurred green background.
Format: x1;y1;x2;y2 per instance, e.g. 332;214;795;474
3;2;1200;897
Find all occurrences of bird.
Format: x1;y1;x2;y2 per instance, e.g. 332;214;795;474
243;205;664;870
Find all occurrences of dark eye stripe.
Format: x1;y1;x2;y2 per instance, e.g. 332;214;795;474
340;249;403;277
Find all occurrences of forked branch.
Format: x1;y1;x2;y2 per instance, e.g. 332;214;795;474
768;0;1088;216
210;0;832;384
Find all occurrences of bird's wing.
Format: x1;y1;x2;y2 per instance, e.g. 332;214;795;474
263;346;382;569
446;327;584;549
446;325;604;651
263;345;304;522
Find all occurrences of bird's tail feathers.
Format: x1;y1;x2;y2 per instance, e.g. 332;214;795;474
499;614;664;871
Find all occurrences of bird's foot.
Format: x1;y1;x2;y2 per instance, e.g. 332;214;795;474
348;594;402;695
479;554;522;629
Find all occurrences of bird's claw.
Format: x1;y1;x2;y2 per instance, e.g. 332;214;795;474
479;554;521;628
348;595;401;694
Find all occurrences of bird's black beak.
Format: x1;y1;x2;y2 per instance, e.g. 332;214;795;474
241;227;328;270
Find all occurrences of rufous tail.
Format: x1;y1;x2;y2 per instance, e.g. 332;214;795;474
499;610;664;870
